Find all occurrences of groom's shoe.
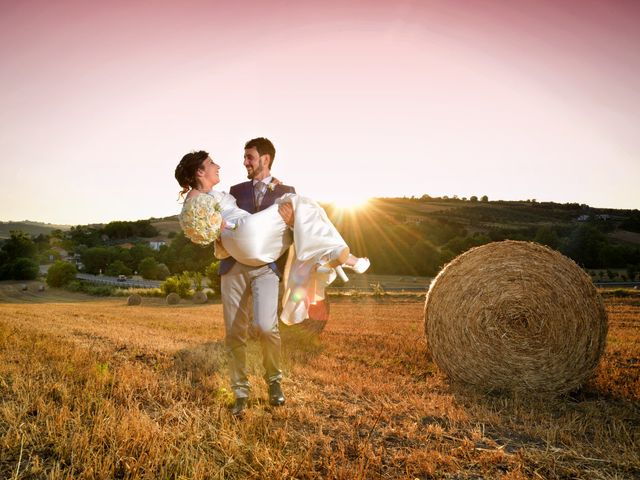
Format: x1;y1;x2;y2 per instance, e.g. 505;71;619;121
268;382;286;407
231;397;248;417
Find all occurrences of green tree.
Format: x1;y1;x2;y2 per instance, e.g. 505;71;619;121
534;226;560;249
410;241;441;276
155;263;170;280
2;231;37;259
81;247;112;274
205;261;221;295
105;260;132;277
159;233;215;274
4;258;39;280
0;231;39;280
68;225;101;247
561;225;605;268
47;261;77;287
129;244;157;269
138;257;160;279
627;264;639;282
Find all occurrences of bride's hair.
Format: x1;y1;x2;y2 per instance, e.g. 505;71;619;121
175;150;209;196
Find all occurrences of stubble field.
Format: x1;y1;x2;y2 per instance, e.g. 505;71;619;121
0;290;638;479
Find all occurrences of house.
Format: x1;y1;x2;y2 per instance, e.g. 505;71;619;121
149;240;167;251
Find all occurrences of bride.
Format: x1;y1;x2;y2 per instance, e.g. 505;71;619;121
175;151;370;324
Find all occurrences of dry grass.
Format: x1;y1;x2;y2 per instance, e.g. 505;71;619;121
0;295;638;479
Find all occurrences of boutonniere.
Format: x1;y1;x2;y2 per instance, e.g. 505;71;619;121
267;181;278;192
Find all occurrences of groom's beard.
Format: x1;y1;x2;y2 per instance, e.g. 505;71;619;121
246;159;265;180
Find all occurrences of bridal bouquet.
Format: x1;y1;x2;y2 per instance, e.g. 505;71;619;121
179;193;223;245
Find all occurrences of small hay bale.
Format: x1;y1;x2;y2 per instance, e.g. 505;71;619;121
166;293;181;305
192;291;208;304
127;294;142;306
424;240;607;395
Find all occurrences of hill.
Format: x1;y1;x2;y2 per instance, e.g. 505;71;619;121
0;220;70;239
2;198;638;280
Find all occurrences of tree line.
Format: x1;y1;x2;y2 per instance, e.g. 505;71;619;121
2;202;639;286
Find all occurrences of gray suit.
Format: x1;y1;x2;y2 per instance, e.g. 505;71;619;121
220;180;295;399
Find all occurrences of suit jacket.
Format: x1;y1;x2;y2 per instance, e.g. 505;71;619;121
218;181;296;277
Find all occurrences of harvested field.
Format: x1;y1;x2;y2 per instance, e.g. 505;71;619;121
0;294;638;479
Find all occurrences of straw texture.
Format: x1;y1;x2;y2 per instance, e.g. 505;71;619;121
424;241;607;394
166;293;180;305
192;291;208;304
127;294;142;306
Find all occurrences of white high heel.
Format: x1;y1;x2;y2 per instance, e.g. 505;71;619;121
343;257;370;274
316;265;350;282
335;266;349;282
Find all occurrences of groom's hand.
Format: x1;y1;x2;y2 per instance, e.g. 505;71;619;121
278;203;294;227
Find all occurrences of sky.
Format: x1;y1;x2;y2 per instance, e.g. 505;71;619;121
1;0;639;225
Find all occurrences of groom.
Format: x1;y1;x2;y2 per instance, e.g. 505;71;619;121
219;137;295;417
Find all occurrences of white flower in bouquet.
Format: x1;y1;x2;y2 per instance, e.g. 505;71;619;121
179;194;223;245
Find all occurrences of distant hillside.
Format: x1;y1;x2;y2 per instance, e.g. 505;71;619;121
0;221;70;239
150;215;180;236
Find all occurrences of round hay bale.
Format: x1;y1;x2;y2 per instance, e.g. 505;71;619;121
166;293;181;305
424;240;607;395
127;294;142;306
192;291;208;304
37;284;45;292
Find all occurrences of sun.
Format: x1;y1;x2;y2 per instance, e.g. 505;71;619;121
330;195;371;211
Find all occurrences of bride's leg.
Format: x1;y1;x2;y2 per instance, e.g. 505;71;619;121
323;246;350;268
343;254;371;274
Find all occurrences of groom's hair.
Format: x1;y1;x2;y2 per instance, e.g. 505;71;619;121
245;137;275;168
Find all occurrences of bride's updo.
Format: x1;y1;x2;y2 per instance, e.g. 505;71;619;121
175;150;209;196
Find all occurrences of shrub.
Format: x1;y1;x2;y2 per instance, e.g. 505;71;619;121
47;261;78;287
84;285;114;296
160;272;192;298
114;287;163;297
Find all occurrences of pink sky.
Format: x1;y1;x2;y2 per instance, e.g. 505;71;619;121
1;0;639;224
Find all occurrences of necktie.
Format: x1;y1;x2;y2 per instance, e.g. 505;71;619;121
254;181;266;210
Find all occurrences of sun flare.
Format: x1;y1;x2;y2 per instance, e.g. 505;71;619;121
330;196;371;211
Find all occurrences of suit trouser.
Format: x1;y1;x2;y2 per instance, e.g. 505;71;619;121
221;262;282;399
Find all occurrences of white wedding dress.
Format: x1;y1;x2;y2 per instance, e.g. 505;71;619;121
207;190;347;325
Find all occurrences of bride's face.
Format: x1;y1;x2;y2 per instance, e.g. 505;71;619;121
197;157;221;188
